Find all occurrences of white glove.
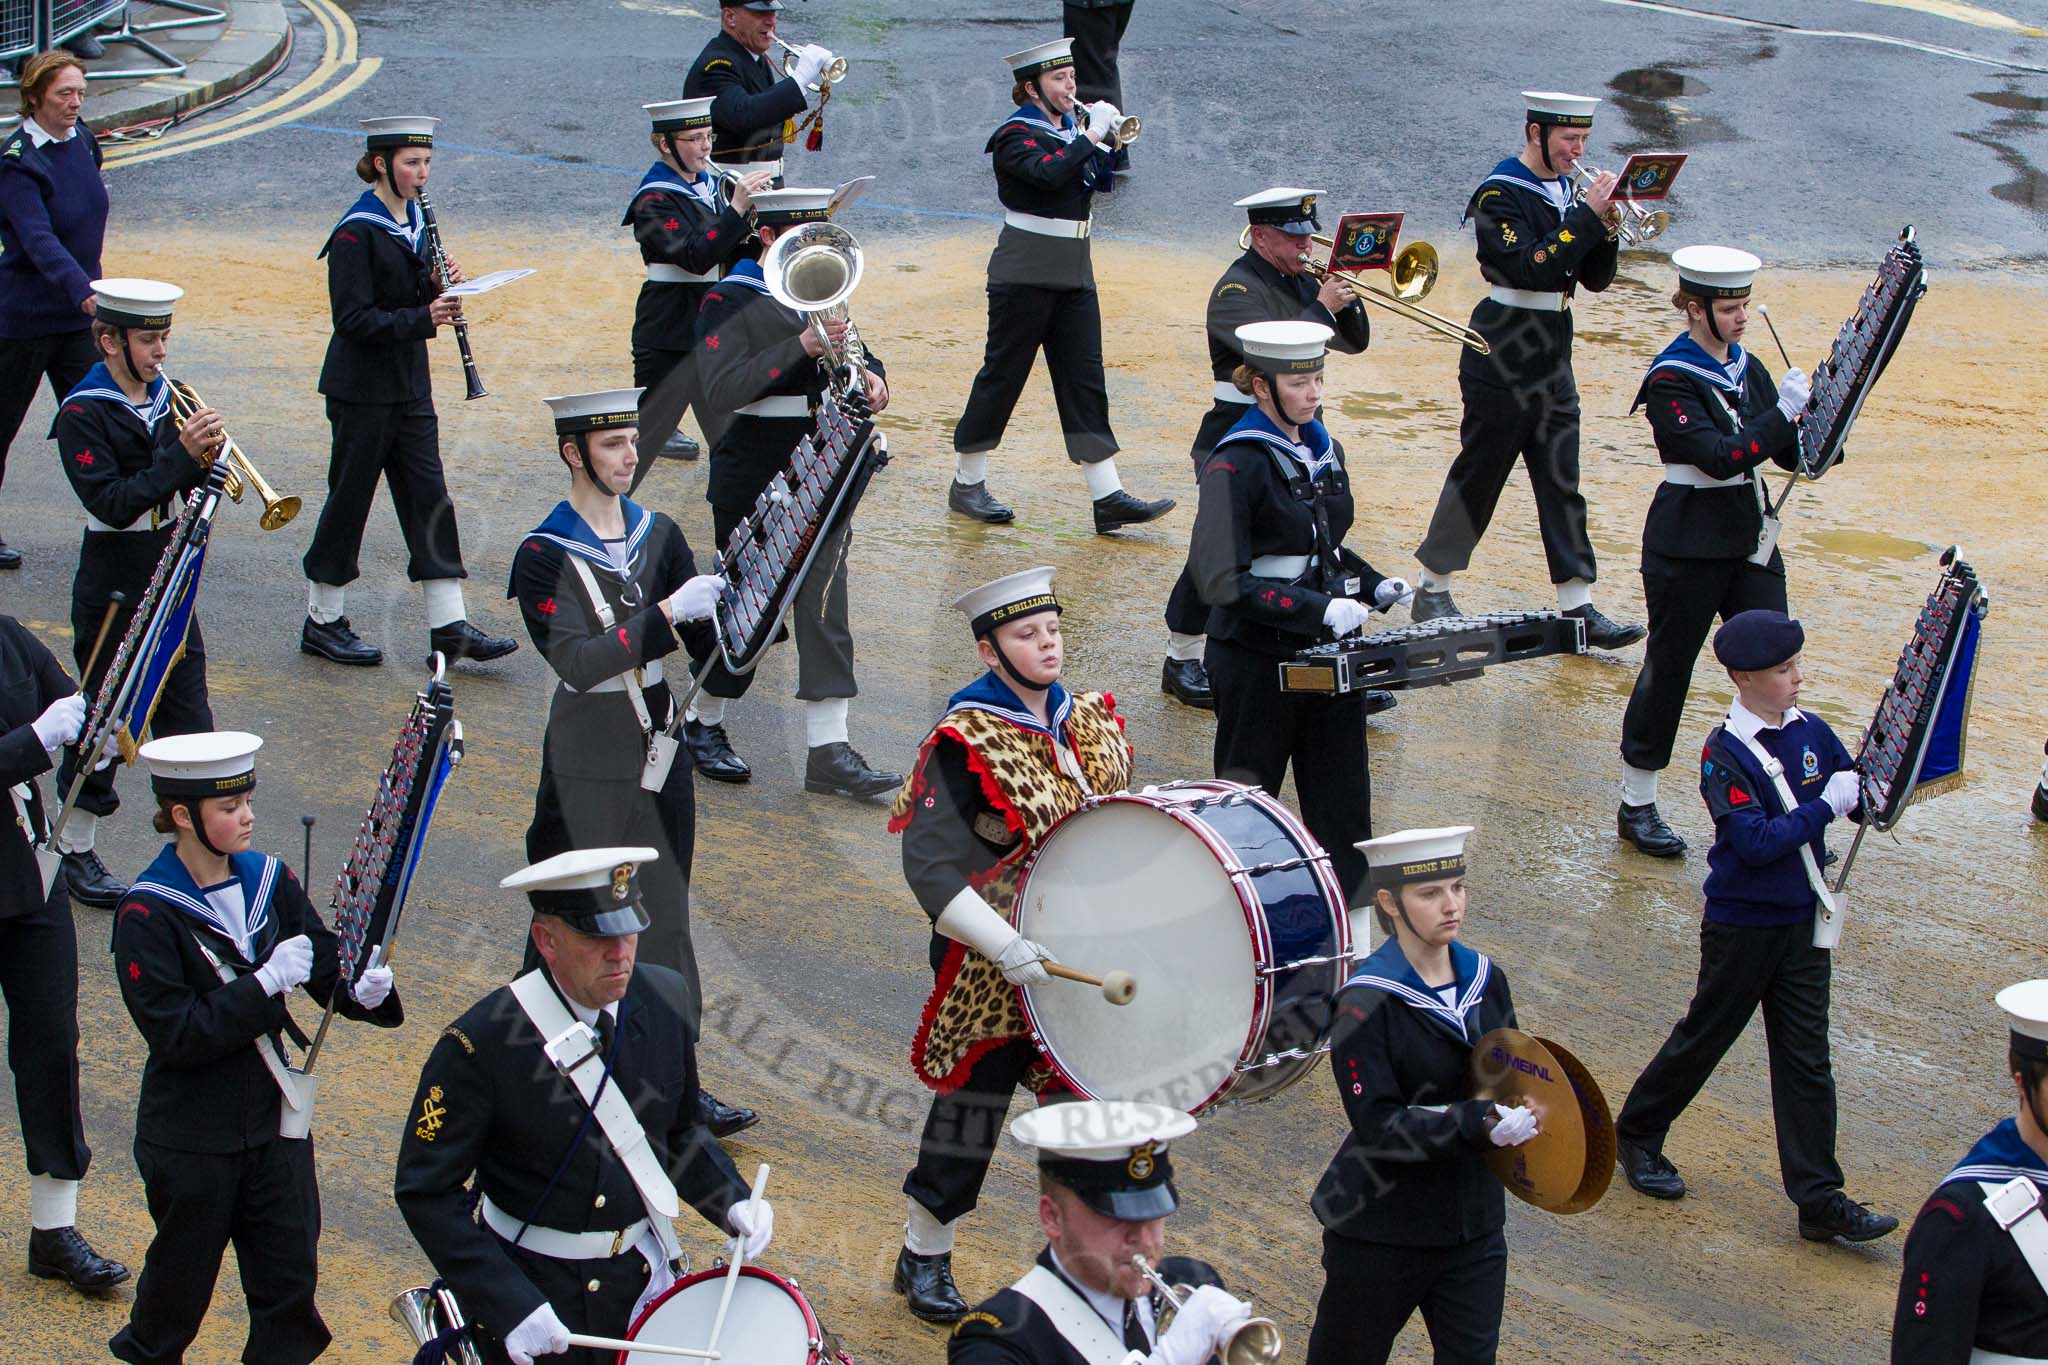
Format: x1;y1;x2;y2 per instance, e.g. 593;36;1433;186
1822;769;1862;818
1776;367;1811;420
727;1196;775;1260
1151;1284;1254;1365
1323;597;1371;638
1372;577;1413;610
1488;1103;1539;1148
993;934;1057;987
503;1302;571;1365
255;934;313;996
666;574;724;625
351;964;394;1009
791;43;832;87
31;694;86;751
1084;100;1117;140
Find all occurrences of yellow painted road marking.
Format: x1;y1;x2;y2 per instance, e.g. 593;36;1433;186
1845;0;2047;38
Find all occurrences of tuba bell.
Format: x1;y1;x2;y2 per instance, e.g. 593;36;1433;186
391;1283;484;1365
166;379;301;530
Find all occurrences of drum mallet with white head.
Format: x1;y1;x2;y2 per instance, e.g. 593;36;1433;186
1044;962;1138;1006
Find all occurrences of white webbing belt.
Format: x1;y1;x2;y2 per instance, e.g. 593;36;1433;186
1250;554;1310;579
648;263;719;284
1004;209;1091;239
479;1193;649;1262
562;557;665;733
189;935;304;1114
1489;285;1566;311
1661;465;1748;489
1011;1265;1145;1365
1982;1176;2048;1304
10;784;58;896
84;512;158;533
1970;1352;2048;1364
734;394;812;418
1726;721;1846;947
1213;380;1253;405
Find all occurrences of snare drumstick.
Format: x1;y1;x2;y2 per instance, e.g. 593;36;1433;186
704;1162;770;1355
567;1332;718;1359
1044;962;1138;1006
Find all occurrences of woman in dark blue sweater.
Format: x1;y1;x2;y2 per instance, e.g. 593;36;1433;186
0;51;108;571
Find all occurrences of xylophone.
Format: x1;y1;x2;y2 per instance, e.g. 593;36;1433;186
1278;611;1588;695
1854;546;1987;832
1796;226;1927;480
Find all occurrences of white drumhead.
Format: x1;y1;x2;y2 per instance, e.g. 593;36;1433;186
628;1273;812;1363
1018;799;1256;1109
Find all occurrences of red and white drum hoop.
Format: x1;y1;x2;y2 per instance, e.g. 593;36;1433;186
619;1264;848;1364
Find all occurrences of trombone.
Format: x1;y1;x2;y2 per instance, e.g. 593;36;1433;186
1245;226;1490;354
1567;159;1669;246
1131;1254;1284;1365
772;34;847;89
166;380;301;530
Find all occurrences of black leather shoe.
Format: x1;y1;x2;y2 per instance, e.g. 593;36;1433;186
1363;689;1398;717
697;1088;759;1139
659;431;701;461
61;849;126;910
947;479;1014;524
0;536;20;570
429;620;519;664
685;720;751;783
1411;586;1462;623
1567;603;1648;651
301;615;382;666
1617;801;1687;858
28;1226;127;1291
1618;1138;1686;1200
805;743;903;800
894;1247;968;1323
1161;658;1214;710
1798;1193;1899;1243
2035;781;2048;824
1092;489;1176;534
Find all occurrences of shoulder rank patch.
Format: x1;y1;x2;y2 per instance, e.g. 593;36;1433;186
414;1085;447;1142
1215;282;1248;297
953;1311;1004;1335
441;1025;475;1055
704;58;733;71
1476;188;1500;206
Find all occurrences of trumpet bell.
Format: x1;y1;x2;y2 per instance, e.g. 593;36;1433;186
258;489;302;532
1114;114;1142;145
1390;241;1439;302
1637;208;1670;241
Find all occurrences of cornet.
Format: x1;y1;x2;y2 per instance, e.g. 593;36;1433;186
390;1284;484;1365
1131;1254;1284;1365
166;380;300;530
1568;159;1669;246
1088;101;1142;149
773;35;847;89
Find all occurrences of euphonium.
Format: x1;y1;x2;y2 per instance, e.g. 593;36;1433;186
761;220;868;398
166;379;301;530
1131;1254;1284;1365
390;1284;484;1365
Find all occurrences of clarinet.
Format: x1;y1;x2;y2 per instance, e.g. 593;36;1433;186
415;189;488;401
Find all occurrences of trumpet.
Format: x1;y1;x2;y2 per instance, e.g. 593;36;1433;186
390;1284;483;1365
1090;101;1142;149
166;380;300;530
1568;159;1669;246
772;35;847;89
1246;226;1490;354
1131;1254;1284;1365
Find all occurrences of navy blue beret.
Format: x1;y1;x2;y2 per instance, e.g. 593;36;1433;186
1713;609;1804;671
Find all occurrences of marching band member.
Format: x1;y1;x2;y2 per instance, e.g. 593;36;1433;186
947;38;1173;531
2034;740;2047;822
1188;320;1407;910
109;731;402;1365
395;847;766;1365
949;1100;1254;1363
1617;247;1808;859
1158;187;1371;711
684;186;900;801
300;116;518;671
1410;91;1645;652
0;614;125;1294
49;278;218;911
1307;826;1530;1365
682;0;834;185
888;567;1133;1323
509;389;757;1137
1613;611;1897;1245
1891;980;2048;1362
625;96;771;476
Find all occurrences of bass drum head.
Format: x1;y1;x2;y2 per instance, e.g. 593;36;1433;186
1017;797;1258;1113
624;1266;818;1363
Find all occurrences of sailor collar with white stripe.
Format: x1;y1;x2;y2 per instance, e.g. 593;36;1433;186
129;843;282;965
1725;697;1805;744
61;362;172;428
1343;936;1494;1045
1947;1117;2048;1189
1643;333;1749;396
944;669;1075;745
1214;404;1337;481
1466;155;1573;223
999;104;1083;144
329;188;426;252
719;256;772;295
526;496;655;579
628;162;723;219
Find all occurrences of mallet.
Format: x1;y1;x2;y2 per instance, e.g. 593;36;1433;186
1044;962;1138;1006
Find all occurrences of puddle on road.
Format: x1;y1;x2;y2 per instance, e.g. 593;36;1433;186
1610;68;1713;99
1335;390;1447;423
1800;528;1935;567
1973;89;2048;114
1606;65;1741;148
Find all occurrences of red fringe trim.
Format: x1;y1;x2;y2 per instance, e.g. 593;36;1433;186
910;940;1017;1093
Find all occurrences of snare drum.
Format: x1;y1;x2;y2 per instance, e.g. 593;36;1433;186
620;1265;848;1364
1014;779;1350;1113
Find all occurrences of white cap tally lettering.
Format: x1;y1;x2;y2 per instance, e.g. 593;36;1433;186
90;277;182;329
140;731;263;798
1357;825;1475;888
543;389;645;435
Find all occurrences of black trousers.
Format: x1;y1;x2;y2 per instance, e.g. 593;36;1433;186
1305;1227;1507;1365
0;328;96;497
1162;399;1246;637
1063;2;1135;108
0;883;89;1180
1616;918;1844;1211
694;503;856;704
903;1037;1045;1226
1416;372;1595;585
302;397;465;587
1620;555;1787;773
476;1237;653;1365
1206;636;1371;906
111;1137;329;1365
630;344;696;496
953;283;1117;467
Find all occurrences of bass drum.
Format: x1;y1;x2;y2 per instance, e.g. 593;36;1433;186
619;1265;850;1364
1015;779;1350;1113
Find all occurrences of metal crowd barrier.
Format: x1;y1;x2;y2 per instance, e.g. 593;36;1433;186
2;0;225;87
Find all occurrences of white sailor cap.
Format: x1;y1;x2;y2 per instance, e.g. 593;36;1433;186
1235;186;1325;235
543;388;644;435
1357;825;1475;888
1998;981;2048;1061
1236;319;1334;374
751;186;836;226
1005;38;1075;79
361;116;438;149
1672;245;1762;300
140;731;263;798
645;97;715;133
1522;91;1599;127
1010;1101;1196;1220
953;566;1060;639
90;278;183;330
502;847;659;937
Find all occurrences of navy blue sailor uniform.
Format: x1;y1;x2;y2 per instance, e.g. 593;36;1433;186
302;191;467;590
951;104;1120;469
1892;1120;2048;1363
1615;701;1857;1213
949;1248;1226;1362
682;31;806;180
509;500;713;1009
108;845;402;1365
1414;158;1618;586
1189;406;1385;905
1619;337;1800;777
51;363;215;819
1306;938;1517;1365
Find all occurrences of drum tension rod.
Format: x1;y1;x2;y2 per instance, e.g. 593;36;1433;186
1238;1043;1335;1072
1258;949;1359;976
